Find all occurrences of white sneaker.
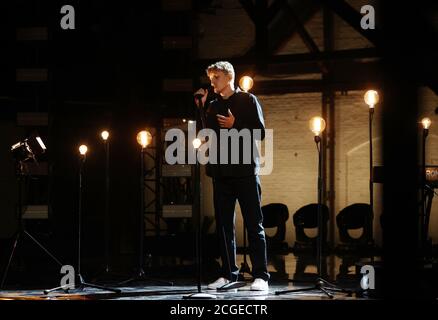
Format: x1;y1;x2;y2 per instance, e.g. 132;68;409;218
207;277;230;290
250;278;269;291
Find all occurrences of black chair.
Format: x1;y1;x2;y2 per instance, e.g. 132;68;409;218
336;203;374;252
259;203;290;279
335;203;375;282
291;203;330;281
262;203;289;252
292;203;330;253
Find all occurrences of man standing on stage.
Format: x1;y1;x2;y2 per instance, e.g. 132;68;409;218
194;61;269;291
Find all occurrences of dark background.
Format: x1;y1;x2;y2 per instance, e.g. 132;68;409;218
1;1;438;297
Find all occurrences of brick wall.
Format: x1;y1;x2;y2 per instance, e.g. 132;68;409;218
198;0;438;248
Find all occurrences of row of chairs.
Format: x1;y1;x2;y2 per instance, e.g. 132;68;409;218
261;203;377;282
262;203;376;255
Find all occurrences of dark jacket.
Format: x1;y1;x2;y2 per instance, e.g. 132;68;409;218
204;88;265;178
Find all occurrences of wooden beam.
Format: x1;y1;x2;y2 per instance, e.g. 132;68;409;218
239;0;257;23
253;79;383;95
195;48;378;69
321;0;381;47
266;0;287;24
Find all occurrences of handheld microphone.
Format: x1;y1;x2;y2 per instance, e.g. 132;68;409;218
195;85;213;99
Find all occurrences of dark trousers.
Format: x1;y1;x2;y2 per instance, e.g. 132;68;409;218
213;175;270;282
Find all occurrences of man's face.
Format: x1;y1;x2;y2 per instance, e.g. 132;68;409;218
208;70;232;94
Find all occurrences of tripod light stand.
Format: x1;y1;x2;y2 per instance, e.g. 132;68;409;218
118;131;171;286
276;117;350;298
2;136;64;289
44;145;120;294
184;138;216;299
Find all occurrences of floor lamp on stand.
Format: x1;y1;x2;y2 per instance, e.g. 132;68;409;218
276;117;351;298
420;117;432;256
45;144;121;294
238;75;254;282
118;131;172;286
94;130;124;282
364;90;379;219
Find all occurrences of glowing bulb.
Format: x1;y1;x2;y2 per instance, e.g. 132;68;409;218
136;130;152;148
309;117;326;136
79;145;88;155
192;138;202;149
101;130;109;141
239;76;254;92
364;90;379;108
421;117;431;130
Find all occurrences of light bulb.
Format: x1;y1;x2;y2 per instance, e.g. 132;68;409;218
79;145;88;155
364;90;379;108
192;138;202;149
101;130;109;141
136;130;152;148
421;117;431;130
309;117;326;136
239;76;254;92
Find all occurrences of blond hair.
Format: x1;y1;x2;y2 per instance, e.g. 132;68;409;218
206;61;235;83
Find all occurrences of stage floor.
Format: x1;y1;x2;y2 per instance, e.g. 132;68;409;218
0;283;363;300
0;253;373;300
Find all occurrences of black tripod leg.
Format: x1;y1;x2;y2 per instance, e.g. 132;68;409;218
81;281;121;294
1;233;20;288
318;277;354;295
117;272;173;286
24;231;63;267
43;285;70;294
318;285;334;299
275;286;317;295
75;274;121;294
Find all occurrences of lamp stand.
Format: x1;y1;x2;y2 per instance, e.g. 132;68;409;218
276;136;352;298
369;107;374;217
1;161;64;289
44;157;120;294
117;148;172;286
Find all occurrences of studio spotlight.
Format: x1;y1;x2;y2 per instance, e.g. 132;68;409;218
2;134;63;289
11;134;46;163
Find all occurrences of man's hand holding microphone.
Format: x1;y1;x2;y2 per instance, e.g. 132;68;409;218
194;88;208;108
